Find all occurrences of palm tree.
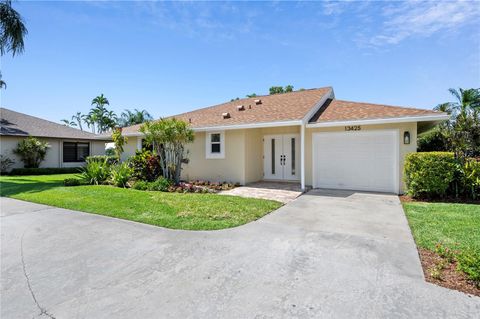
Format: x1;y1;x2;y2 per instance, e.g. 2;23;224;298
61;119;76;127
119;108;153;127
83;113;97;134
91;94;109;108
448;88;480;119
0;72;5;89
86;95;118;133
72;112;83;131
0;0;27;57
443;88;480;158
82;114;95;133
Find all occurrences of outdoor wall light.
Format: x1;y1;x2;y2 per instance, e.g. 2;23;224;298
404;131;411;144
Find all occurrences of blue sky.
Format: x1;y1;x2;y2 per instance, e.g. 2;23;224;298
2;0;479;123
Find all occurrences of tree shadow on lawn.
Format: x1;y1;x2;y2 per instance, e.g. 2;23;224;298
0;180;64;197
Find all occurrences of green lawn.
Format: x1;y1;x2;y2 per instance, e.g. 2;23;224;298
0;174;282;230
403;202;480;254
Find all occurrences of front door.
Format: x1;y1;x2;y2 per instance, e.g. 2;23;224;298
263;134;300;181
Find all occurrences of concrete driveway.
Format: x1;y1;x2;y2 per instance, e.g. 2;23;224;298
1;190;479;318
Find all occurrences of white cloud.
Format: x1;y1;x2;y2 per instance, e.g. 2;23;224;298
368;0;480;46
132;1;254;42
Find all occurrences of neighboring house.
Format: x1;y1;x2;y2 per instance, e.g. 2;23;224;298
120;87;448;194
0;108;108;170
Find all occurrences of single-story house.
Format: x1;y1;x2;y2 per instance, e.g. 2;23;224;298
120;87;448;194
0;107;108;170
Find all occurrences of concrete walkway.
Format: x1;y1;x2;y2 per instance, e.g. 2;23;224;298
1;191;479;318
220;181;303;203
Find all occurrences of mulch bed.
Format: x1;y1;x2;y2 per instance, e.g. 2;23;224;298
399;195;480;205
418;248;480;297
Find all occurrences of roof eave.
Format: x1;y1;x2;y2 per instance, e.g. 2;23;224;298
0;133;111;141
122;119;304;136
305;114;450;128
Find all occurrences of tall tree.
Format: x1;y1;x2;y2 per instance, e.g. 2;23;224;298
0;72;5;89
61;119;76;127
1;0;27;89
119;108;153;127
447;88;480;119
89;94;117;133
269;86;284;95
0;0;27;56
140;118;194;183
72;112;83;131
269;85;294;95
424;88;480;157
91;93;109;109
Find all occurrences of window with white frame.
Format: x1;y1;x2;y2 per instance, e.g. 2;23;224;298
206;131;225;159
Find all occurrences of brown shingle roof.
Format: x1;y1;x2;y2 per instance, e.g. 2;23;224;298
121;89;445;134
0;107;108;140
122;87;332;134
309;99;443;123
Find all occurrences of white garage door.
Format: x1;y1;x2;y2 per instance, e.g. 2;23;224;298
313;130;399;193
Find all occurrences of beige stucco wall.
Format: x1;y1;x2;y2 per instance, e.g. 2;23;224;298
0;136;106;170
304;122;417;193
121;136;140;161
182;130;246;184
117;122;416;192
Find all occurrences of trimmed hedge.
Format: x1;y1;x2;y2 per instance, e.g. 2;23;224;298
404;152;457;198
85;155;118;165
9;167;82;176
64;177;87;187
405;152;480;199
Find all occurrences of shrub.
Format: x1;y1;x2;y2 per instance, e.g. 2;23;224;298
131;180;149;190
457;251;480;287
404;152;457;198
111;127;127;159
130;177;172;191
462;159;480;199
417;129;450;152
105;148;116;156
0;155;15;173
147;176;173;191
63;178;85;187
128;150;162;182
9;167;82;175
13;136;50;168
109;162;133;188
86;155;118;165
80;159;111;185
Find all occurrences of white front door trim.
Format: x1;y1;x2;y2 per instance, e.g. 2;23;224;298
263;134;301;181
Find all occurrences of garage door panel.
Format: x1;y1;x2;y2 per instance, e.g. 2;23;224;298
313;131;398;193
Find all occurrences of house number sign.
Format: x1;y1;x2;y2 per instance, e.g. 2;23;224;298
345;125;361;131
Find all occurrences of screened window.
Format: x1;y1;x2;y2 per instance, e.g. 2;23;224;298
63;142;90;162
206;131;225;159
211;133;221;153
